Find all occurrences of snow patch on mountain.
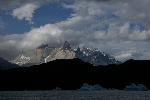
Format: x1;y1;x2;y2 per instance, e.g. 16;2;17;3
11;54;31;66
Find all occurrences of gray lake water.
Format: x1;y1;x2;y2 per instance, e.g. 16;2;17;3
0;90;150;100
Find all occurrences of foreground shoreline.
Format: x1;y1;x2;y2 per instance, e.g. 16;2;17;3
0;90;150;100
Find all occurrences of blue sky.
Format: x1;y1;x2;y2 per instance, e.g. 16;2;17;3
0;3;73;34
0;11;30;34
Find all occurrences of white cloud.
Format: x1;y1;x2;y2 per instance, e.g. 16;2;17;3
12;3;40;23
20;24;62;49
115;53;133;61
10;0;72;23
114;49;138;61
0;34;23;59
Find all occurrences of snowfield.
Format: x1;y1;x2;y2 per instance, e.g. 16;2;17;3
0;91;150;100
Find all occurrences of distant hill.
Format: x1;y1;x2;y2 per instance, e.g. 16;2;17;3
0;57;19;70
0;58;150;90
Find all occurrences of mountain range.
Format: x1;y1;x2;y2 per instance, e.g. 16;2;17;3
11;41;120;67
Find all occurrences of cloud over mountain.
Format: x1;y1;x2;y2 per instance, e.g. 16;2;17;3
1;0;150;61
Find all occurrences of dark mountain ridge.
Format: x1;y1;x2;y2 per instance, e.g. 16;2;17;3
0;57;19;70
0;58;150;90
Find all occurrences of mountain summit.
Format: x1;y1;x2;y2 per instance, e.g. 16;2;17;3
63;41;72;50
75;47;119;66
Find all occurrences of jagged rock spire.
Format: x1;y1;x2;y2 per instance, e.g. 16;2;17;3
63;41;71;50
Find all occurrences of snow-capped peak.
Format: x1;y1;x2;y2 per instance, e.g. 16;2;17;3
75;47;119;66
11;54;31;66
20;54;31;61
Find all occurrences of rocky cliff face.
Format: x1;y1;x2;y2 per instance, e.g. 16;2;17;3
44;41;76;63
44;48;76;63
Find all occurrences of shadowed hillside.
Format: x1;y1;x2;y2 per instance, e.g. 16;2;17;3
0;58;150;90
0;57;19;70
